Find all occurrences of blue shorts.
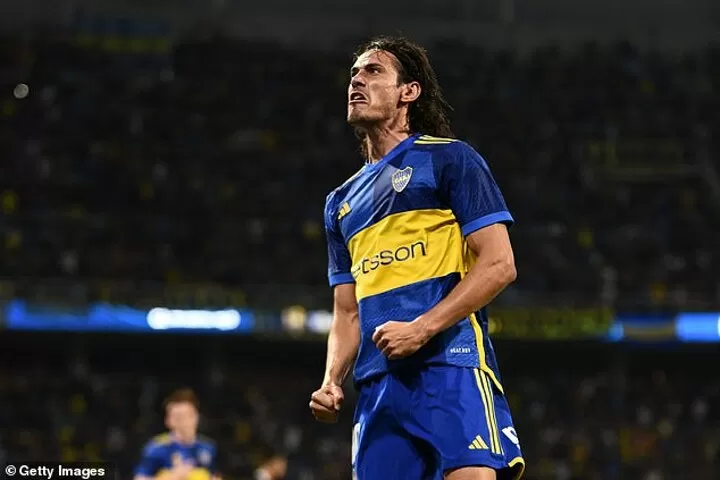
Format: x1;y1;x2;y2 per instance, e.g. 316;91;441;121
352;365;525;480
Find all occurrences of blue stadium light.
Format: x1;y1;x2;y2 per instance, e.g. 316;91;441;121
675;312;720;342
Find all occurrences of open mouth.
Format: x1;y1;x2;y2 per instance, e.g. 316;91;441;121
349;92;368;104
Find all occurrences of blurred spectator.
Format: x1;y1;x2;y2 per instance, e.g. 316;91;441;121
0;334;718;479
0;34;717;311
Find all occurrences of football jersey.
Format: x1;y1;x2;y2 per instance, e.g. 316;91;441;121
324;134;513;391
134;433;217;480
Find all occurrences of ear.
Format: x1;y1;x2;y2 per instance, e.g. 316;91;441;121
399;81;421;103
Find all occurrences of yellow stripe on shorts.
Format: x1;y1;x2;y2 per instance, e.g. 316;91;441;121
481;370;503;456
474;368;501;455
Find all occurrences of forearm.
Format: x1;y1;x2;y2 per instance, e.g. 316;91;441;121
323;310;360;385
417;257;516;338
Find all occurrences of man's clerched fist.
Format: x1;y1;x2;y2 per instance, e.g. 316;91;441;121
310;383;344;423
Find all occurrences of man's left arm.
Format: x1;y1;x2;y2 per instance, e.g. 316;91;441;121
210;444;222;480
374;224;515;358
414;223;516;340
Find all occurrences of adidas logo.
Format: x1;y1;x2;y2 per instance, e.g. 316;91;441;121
337;202;351;220
468;435;488;450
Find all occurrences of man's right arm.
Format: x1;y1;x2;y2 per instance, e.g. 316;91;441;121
311;193;360;421
310;283;359;422
323;283;360;387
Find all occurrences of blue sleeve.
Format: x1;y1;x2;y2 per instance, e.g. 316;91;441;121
438;142;514;236
134;443;160;477
324;193;354;287
210;445;219;475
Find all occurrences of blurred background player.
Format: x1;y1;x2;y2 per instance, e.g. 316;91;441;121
310;37;523;480
134;388;220;480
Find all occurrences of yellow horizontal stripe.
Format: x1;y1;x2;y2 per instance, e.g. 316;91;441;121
347;209;465;300
157;469;212;480
414;140;453;145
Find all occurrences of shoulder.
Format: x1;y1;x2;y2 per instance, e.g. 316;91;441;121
324;189;340;221
196;435;216;450
326;166;366;204
411;135;478;160
334;163;367;194
325;166;362;216
142;433;172;455
410;136;486;175
151;433;173;445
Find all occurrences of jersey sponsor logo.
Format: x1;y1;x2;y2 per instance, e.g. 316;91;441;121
502;426;520;446
350;240;427;278
346;209;464;300
391;166;413;192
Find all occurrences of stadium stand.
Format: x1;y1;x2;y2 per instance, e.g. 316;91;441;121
1;35;718;311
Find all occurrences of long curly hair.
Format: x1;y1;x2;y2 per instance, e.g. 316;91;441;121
352;36;454;158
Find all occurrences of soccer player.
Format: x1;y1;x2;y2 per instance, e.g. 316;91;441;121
134;388;220;480
309;36;525;480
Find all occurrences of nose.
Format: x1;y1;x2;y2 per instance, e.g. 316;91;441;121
350;76;365;89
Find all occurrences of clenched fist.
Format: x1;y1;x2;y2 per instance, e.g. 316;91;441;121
309;383;344;423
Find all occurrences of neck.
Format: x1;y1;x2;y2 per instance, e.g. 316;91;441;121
363;118;412;163
172;431;196;445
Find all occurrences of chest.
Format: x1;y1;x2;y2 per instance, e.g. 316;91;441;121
159;445;213;469
337;159;441;241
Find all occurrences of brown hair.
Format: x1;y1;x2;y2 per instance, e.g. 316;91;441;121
163;388;199;410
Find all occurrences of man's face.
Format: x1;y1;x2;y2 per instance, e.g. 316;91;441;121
347;49;404;126
165;401;199;437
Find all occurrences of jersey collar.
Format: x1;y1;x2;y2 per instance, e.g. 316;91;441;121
364;133;420;171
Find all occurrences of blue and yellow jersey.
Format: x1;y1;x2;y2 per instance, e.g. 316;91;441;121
325;134;513;390
134;433;218;480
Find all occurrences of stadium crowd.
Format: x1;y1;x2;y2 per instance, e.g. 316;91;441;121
0;33;718;311
0;334;718;480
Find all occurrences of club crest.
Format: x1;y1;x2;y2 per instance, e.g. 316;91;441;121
391;167;413;193
198;449;211;466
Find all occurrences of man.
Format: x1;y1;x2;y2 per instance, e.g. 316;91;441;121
309;36;525;480
134;388;220;480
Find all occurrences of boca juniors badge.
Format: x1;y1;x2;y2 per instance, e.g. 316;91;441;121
198;449;211;466
391;166;413;193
